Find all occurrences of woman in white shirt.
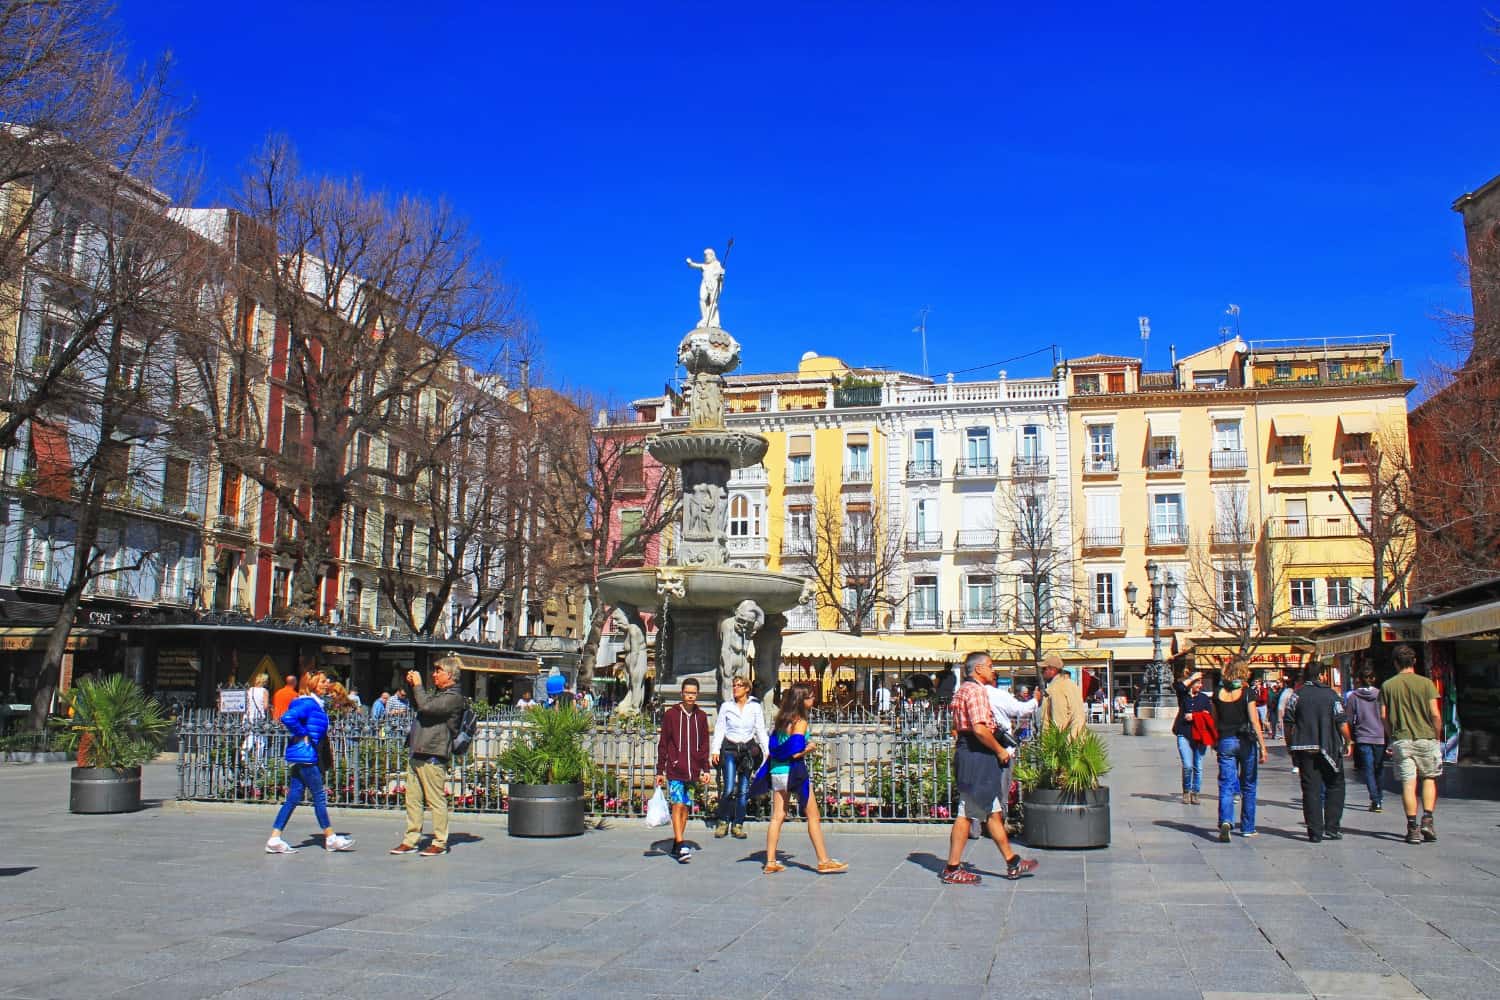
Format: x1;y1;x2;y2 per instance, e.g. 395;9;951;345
710;676;769;840
242;673;270;760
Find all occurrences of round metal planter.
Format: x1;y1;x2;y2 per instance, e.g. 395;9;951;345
69;766;143;814
1021;787;1110;849
507;782;586;837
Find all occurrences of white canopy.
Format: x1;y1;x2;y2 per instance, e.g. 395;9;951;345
779;631;962;664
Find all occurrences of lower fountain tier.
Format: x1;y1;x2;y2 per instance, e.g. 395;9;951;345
646;430;768;470
597;566;808;614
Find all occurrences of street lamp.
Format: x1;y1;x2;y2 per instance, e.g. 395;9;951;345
1125;559;1179;712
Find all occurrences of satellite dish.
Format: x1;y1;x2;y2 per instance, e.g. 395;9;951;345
801;350;819;361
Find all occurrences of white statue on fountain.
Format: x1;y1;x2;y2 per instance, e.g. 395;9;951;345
685;248;725;328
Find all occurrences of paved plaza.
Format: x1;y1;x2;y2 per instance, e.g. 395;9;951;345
2;734;1499;1000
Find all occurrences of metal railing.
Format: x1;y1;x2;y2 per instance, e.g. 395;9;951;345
1147;450;1183;472
1146;525;1188;546
905;607;941;630
1265;515;1361;540
1210;449;1248;471
1275;442;1311;466
1013;456;1049;477
955;458;998;478
842;464;873;485
175;708;972;823
785;464;814;485
955;529;1000;550
1082;528;1123;548
905;459;942;480
1083;455;1118;474
904;530;943;551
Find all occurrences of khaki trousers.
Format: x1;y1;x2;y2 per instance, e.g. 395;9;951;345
402;760;450;848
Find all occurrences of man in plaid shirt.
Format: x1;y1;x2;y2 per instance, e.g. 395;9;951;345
941;652;1040;885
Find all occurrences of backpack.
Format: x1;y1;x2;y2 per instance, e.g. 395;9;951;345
450;700;479;757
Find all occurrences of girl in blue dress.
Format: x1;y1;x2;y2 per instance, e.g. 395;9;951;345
749;683;847;875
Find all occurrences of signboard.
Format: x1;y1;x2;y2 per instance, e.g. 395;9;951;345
155;648;201;691
217;688;247;713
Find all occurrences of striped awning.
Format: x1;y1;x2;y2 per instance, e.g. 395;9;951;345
1422;599;1500;642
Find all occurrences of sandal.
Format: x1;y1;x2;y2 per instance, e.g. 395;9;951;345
816;859;849;873
762;861;786;874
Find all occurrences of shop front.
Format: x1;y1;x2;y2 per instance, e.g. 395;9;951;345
1420;579;1500;766
1311;610;1425;692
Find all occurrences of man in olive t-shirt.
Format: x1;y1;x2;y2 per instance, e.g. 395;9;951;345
1380;645;1443;845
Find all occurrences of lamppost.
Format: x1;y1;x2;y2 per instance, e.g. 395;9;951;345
1126;559;1179;712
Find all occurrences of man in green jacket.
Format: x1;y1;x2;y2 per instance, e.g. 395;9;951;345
1381;644;1444;845
391;655;466;857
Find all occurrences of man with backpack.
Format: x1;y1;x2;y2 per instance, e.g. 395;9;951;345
391;655;469;858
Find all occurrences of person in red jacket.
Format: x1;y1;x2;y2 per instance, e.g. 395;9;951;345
655;678;712;863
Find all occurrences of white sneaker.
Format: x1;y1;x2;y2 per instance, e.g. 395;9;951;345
265;838;298;854
324;835;356;852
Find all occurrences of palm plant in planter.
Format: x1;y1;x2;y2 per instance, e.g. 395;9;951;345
1013;724;1112;848
53;675;170;814
498;703;594;837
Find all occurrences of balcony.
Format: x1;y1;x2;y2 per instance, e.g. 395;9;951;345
784;605;820;631
727;536;768;558
1265;515;1362;540
955;529;1001;551
1081;528;1123;550
19;565;59;591
1274;442;1310;468
833;385;882;408
211;513;254;538
1210;449;1248;472
1147;450;1183;474
905;459;942;481
1085;610;1121;631
905;530;943;552
1146;525;1189;547
1010;530;1053;551
842;464;873;486
1325;603;1354;620
1340;449;1375;469
949;608;1003;631
1211;526;1255;546
905;608;942;631
1291;604;1322;622
1082;455;1118;475
1013;456;1050;478
955;458;999;479
730;465;768;486
780;537;815;558
785;464;814;487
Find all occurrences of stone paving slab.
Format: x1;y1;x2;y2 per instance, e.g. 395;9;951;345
3;732;1500;998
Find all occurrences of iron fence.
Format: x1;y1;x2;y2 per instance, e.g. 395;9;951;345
174;707;971;823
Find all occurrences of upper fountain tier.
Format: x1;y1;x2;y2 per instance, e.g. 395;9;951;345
647;325;768;469
647;428;767;470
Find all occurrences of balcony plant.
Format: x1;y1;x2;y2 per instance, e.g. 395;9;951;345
498;702;594;836
1013;723;1112;848
53;674;171;814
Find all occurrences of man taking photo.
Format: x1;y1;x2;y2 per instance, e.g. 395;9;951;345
390;655;466;858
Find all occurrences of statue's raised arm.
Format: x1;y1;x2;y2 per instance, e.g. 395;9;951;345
686;248;725;328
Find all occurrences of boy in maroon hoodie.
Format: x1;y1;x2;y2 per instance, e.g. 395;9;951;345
656;678;712;863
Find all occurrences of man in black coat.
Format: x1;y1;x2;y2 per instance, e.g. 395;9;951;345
1288;662;1353;842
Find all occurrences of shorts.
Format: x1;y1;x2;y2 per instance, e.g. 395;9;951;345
956;796;1003;821
666;780;699;806
1392;739;1443;782
769;771;790;792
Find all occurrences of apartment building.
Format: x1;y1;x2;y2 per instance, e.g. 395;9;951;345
1066;335;1413;688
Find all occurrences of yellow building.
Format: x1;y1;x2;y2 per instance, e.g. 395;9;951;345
1065;336;1414;688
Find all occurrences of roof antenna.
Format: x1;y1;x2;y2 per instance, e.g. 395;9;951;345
1138;315;1151;367
914;306;931;378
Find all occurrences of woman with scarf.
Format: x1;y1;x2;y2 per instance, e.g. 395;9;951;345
1211;656;1266;841
749;683;847;875
1173;669;1212;804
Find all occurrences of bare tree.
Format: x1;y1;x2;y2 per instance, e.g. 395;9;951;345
1332;432;1417;612
787;484;905;636
1184;485;1292;658
535;392;678;690
991;478;1082;690
184;139;519;621
0;0;188;450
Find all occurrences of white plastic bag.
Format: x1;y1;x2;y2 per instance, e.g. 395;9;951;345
644;788;671;828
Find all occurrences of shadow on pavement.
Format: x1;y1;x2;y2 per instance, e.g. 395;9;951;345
0;867;36;877
644;838;701;857
905;850;1004;878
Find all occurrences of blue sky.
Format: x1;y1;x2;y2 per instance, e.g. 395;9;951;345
120;2;1498;398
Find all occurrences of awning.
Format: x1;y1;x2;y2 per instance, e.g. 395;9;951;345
1147;412;1180;437
1339;412;1378;435
1315;629;1373;658
1272;414;1312;438
1422;599;1500;642
0;627;100;651
845;431;869;447
1187;637;1312;668
788;435;812;457
780;631;961;664
29;420;73;501
455;654;542;675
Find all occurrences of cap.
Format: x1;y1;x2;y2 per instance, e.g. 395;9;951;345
1038;651;1065;671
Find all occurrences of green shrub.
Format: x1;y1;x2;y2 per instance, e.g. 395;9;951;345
52;675;170;769
1013;724;1111;794
498;703;595;785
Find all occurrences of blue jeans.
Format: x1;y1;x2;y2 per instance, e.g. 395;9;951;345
718;751;753;824
273;762;331;831
1216;735;1258;834
1177;735;1204;793
1356;742;1385;806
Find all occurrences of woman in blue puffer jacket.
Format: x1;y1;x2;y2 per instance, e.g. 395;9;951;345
265;670;355;854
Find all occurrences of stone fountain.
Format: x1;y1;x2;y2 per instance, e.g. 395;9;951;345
598;249;812;706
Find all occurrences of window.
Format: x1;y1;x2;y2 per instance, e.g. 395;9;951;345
910;576;938;626
281;408;302;460
729;495;751;537
382;513;397;563
1151;494;1184;543
1018;573;1051;624
163;457;190;509
1214;485;1249;539
427;527;439;574
844;501;873;546
912;429;935;465
1214;419;1242;451
1075;374;1101;395
1326;577;1353;612
1148;435;1179;470
1019;425;1041;459
787;505;811;540
965;575;995;620
272;566;292;614
1194;371;1229;389
1291;579;1317;618
1085;492;1120;546
912;496;937;544
964;428;991;462
620;445;644;487
1350;496;1372;529
1106;372;1125;393
619;509;643;547
345;579;363;626
1088;424;1115;470
1219;570;1250;616
845;432;870;479
1092;572;1116;627
400;521;414;569
1275;361;1292;380
1161;565;1188;625
1342;433;1372;462
218;468;241;519
1283;498;1307;538
350;506;367;557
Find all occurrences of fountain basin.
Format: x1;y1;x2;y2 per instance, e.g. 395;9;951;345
646;430;768;470
597;566;809;614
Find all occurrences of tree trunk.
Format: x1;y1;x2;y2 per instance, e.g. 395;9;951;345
27;494;104;731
